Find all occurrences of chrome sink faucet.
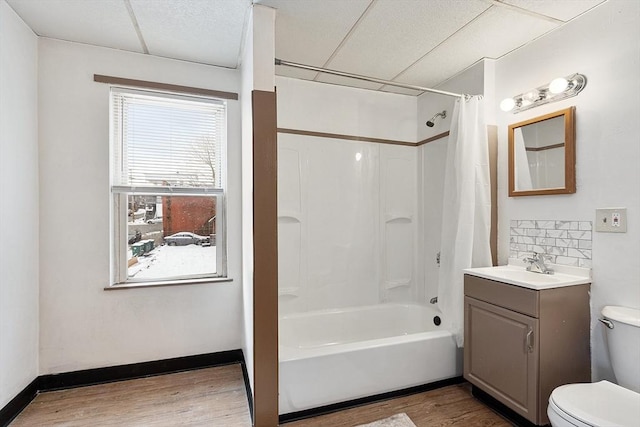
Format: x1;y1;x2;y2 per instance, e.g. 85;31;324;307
523;252;554;274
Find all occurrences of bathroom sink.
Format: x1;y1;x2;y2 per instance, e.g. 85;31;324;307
464;262;591;290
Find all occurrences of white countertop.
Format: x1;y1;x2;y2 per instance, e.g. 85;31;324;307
464;259;591;290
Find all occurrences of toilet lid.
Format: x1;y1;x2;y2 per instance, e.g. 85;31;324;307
550;381;640;427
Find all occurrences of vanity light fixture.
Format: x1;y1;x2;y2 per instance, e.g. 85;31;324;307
500;73;586;113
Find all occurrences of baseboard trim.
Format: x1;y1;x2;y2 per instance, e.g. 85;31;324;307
0;350;246;427
240;359;254;424
279;376;464;424
0;378;39;427
39;349;243;391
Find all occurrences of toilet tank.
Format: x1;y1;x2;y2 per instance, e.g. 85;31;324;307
602;306;640;393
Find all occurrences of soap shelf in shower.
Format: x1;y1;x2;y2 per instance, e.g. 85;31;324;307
278;287;300;297
278;211;301;222
384;213;413;223
384;279;411;289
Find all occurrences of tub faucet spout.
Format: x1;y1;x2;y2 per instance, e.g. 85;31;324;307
429;296;438;304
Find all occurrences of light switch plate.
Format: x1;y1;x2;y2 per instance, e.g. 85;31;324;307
595;208;627;232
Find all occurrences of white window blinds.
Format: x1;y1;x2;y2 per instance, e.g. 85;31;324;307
111;88;226;189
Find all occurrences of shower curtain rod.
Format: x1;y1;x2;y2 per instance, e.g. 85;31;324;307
275;58;466;98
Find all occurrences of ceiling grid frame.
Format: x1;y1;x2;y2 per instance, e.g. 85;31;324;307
123;0;148;54
6;0;607;95
311;0;377;82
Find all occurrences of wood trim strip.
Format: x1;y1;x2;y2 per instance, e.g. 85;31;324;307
565;106;576;194
93;74;239;100
279;376;464;424
0;350;246;426
252;90;279;427
0;378;39;426
417;131;450;146
278;128;416;146
525;143;564;152
278;128;450;147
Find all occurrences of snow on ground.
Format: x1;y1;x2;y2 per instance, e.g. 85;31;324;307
128;244;217;280
128;218;154;225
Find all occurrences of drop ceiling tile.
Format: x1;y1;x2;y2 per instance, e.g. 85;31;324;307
130;0;249;68
397;6;559;89
6;0;143;52
500;0;606;22
258;0;370;67
324;0;491;80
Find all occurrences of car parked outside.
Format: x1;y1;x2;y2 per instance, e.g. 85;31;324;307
163;232;209;246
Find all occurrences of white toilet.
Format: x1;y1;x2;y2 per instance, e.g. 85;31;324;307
547;306;640;427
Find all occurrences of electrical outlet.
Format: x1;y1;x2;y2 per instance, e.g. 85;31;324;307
595;208;627;233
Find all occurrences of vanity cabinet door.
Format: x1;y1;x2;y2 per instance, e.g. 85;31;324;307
464;296;539;422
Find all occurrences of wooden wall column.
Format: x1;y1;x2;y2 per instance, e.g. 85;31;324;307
252;90;279;426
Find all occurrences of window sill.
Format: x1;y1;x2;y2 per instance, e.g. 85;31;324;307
104;277;233;290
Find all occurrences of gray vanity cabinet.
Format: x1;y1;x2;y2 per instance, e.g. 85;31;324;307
463;274;590;426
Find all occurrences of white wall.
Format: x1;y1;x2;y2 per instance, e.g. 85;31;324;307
277;77;417;143
37;38;244;374
276;77;419;313
495;0;640;381
239;5;255;394
0;0;39;408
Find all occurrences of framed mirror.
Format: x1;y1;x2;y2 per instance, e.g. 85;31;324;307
508;106;575;197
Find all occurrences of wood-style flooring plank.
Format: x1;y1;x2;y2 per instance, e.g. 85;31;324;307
10;364;251;427
10;364;510;427
284;384;512;427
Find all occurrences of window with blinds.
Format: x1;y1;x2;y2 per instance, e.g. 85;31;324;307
111;88;225;189
109;88;227;286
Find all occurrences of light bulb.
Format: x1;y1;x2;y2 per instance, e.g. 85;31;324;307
523;89;540;103
500;98;516;112
355;152;362;161
549;77;569;94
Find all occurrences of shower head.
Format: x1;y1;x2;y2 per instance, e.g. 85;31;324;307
426;110;447;127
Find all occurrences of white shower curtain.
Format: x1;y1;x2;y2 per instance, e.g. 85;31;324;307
437;95;492;347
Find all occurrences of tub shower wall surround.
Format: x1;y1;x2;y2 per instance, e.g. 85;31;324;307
277;135;419;313
278;303;460;415
509;220;592;267
276;77;422;314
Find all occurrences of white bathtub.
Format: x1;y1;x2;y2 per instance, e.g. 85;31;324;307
278;303;462;415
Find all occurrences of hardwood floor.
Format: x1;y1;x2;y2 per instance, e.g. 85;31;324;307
10;365;510;427
10;364;251;427
283;383;512;427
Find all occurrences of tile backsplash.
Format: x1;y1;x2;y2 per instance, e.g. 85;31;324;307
510;220;592;268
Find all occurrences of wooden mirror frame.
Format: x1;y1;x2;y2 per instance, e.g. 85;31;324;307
508;106;575;197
